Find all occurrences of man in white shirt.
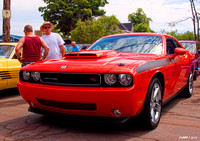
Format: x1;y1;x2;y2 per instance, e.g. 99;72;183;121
40;22;65;60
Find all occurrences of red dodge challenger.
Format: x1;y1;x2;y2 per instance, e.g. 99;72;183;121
17;33;194;129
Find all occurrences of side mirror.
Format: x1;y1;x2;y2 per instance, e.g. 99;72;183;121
172;48;187;58
174;48;187;55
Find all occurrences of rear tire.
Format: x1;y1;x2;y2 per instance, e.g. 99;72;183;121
141;77;162;130
183;69;193;98
193;66;197;80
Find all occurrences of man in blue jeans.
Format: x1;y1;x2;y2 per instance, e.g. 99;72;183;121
71;41;80;52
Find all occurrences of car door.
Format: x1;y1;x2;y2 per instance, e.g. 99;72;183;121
164;38;177;100
7;48;21;89
7;59;21;89
168;38;188;95
196;42;200;69
0;59;8;90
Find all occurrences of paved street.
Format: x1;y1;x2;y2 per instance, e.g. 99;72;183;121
0;78;200;141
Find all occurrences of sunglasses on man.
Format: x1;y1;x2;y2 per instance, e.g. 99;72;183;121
44;26;51;29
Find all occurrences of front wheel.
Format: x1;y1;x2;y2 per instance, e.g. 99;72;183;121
141;78;162;130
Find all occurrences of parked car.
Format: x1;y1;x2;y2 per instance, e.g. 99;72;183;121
0;43;21;90
64;44;90;53
18;33;194;129
179;40;200;80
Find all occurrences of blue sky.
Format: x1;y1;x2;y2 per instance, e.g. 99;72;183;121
0;0;197;36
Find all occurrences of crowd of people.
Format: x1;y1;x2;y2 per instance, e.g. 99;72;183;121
15;22;81;67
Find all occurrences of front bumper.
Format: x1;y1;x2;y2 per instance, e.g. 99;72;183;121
18;80;146;118
28;106;133;123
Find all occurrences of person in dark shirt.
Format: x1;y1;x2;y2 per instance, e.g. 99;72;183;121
15;25;49;67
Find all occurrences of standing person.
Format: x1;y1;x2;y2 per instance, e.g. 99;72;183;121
71;41;80;52
40;22;65;60
15;25;49;67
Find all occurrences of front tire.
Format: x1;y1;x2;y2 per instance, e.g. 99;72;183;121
141;78;162;130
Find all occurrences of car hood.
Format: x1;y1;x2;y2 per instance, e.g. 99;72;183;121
22;50;164;73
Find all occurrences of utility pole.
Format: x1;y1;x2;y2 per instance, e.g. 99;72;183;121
190;0;196;40
2;0;11;42
192;0;199;41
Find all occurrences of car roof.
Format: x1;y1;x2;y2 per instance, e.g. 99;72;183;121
179;40;200;43
102;33;175;39
0;42;18;46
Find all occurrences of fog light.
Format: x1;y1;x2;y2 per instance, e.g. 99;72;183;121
113;109;121;117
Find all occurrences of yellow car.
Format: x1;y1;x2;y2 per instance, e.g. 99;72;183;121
0;43;21;90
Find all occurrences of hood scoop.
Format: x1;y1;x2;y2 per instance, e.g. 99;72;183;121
64;50;118;58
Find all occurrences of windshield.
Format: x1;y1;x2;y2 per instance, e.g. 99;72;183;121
180;42;195;53
87;35;163;54
0;45;15;58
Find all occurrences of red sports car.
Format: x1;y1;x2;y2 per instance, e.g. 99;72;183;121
18;33;194;129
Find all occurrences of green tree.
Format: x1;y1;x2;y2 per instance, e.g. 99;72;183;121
128;8;154;32
134;23;154;32
161;29;195;40
70;15;121;43
39;0;108;36
98;16;121;35
180;31;195;40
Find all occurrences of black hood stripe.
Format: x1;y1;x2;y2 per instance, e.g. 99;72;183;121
135;58;177;73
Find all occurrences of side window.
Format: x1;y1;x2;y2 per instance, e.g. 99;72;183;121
197;43;200;52
173;39;182;48
166;38;176;55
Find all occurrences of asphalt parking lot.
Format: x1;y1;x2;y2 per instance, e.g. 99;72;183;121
0;78;200;141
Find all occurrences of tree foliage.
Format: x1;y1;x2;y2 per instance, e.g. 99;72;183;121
39;0;108;35
70;15;121;43
161;29;195;40
128;8;154;32
134;23;154;33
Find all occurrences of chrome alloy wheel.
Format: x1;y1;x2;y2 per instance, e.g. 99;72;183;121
188;71;193;95
150;82;162;124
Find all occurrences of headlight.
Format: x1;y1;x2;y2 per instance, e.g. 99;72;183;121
118;74;132;86
31;71;41;81
104;74;117;85
22;71;30;81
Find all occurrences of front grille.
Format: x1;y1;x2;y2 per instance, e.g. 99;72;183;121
40;73;101;86
36;98;97;110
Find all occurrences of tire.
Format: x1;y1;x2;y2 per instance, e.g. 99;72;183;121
193;64;197;80
141;78;162;130
183;69;193;98
193;70;197;80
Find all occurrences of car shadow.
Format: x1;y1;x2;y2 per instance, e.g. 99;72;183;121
0;88;26;109
162;76;200;114
0;95;186;141
0;88;20;99
0;114;153;141
162;94;184;114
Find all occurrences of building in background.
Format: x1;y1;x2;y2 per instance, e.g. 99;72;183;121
118;23;133;33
